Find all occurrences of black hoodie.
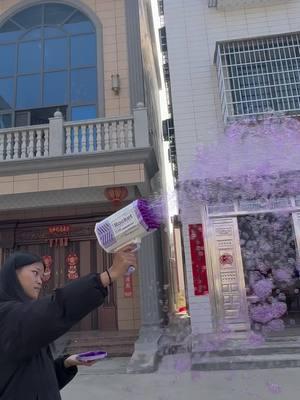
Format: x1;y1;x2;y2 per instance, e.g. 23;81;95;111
0;252;107;400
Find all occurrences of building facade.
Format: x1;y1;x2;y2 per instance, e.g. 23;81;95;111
163;0;300;340
0;0;168;372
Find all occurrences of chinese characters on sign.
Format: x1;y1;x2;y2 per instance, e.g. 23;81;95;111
188;224;209;296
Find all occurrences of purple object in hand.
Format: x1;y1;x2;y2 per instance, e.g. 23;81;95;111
77;350;108;362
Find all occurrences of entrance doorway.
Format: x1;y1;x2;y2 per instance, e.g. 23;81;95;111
238;213;300;330
203;202;300;335
0;217;117;332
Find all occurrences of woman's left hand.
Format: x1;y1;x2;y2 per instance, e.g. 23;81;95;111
64;354;97;368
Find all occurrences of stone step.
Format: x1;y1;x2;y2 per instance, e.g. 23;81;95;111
192;352;300;371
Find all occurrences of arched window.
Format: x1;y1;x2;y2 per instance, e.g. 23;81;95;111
0;3;98;128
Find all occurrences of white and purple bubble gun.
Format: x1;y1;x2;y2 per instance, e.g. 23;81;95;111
94;199;162;274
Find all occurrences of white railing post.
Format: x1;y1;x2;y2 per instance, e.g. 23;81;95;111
133;102;149;147
0;134;4;160
49;110;64;157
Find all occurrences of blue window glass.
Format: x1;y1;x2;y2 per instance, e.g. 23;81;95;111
44;38;68;71
0;44;16;76
71;34;96;67
0;113;12;128
0;4;98;124
44;27;64;38
0;78;14;109
21;28;42;41
64;12;94;34
44;4;74;25
17;75;41;108
44;71;68;106
12;5;43;29
18;41;41;73
0;20;23;42
71;68;97;104
71;105;96;121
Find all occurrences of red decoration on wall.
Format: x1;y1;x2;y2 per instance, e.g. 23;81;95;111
188;224;209;296
48;225;70;247
42;255;53;283
104;186;128;206
124;274;133;297
66;253;79;280
219;254;233;265
48;225;70;234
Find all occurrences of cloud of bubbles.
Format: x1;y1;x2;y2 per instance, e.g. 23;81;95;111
178;113;300;335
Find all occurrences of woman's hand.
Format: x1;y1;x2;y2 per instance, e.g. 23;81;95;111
64;354;96;368
99;245;138;287
109;244;138;280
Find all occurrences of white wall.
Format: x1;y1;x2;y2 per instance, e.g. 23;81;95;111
164;0;300;333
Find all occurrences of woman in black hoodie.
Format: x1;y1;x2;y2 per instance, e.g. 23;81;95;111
0;248;137;400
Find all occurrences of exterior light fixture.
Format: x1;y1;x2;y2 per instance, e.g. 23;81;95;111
111;73;120;94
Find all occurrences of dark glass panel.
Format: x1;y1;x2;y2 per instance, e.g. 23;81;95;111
71;34;96;67
44;71;68;105
0;44;16;76
71;68;97;103
18;41;42;73
16;74;41;108
44;38;68;71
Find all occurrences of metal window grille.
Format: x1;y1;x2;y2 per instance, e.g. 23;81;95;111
215;33;300;122
159;26;167;52
208;0;218;7
158;0;164;15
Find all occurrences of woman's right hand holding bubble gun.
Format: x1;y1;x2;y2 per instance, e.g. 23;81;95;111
99;245;137;287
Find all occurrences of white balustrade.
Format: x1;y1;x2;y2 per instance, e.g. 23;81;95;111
0;116;137;161
64;117;135;154
0;125;50;161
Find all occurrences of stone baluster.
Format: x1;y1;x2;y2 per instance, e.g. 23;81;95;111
88;123;94;152
96;123;102;151
21;131;27;159
13;132;20;160
111;121;117;150
28;130;34;158
119;121;126;149
104;123;110;150
44;128;49;157
36;129;42;157
0;134;4;161
81;124;87;152
6;133;13;160
73;126;79;153
65;126;71;154
127;120;134;148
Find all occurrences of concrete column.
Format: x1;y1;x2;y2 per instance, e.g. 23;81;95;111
127;232;163;373
49;111;64;157
133;103;150;148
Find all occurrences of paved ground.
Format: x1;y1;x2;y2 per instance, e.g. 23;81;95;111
62;354;299;400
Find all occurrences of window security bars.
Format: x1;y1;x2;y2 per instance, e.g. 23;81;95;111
215;33;300;122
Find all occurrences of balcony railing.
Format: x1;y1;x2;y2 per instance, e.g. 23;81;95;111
0;125;49;161
64;117;134;155
0;105;148;162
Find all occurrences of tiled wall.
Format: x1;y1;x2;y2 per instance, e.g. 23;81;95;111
0;164;145;195
117;268;141;330
0;0;130;117
164;0;300;333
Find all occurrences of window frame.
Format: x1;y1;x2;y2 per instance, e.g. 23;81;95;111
0;3;99;126
215;32;300;122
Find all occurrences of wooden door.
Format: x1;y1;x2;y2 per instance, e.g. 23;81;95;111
8;218;118;332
